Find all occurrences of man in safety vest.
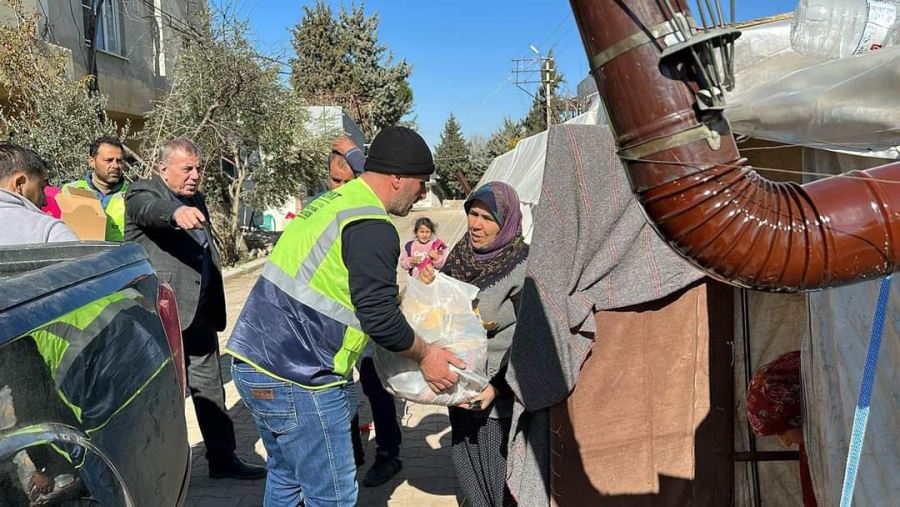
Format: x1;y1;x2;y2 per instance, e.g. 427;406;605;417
322;134;407;487
64;136;128;241
226;126;464;506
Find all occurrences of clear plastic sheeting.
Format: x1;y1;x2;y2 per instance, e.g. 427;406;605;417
726;17;900;159
474;94;604;243
728;18;827;95
804;280;900;506
799;150;900;506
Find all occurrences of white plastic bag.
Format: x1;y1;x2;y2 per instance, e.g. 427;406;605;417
374;273;489;406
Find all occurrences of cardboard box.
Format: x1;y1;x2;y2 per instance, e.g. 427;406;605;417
56;187;106;240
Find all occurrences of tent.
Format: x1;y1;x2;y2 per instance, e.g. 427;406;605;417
475;94;604;243
727;18;900;506
480;13;899;506
725;17;900;159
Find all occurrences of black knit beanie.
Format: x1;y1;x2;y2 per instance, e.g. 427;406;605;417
364;126;435;176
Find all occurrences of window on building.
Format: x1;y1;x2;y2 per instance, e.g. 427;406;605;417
81;0;125;56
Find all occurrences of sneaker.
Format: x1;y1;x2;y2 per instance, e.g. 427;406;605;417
362;453;402;487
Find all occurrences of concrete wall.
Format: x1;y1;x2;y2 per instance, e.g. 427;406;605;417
37;0;196;120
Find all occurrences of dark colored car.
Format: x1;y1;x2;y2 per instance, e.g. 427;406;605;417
0;242;190;506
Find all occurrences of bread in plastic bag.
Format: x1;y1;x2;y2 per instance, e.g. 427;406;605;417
374;273;489;406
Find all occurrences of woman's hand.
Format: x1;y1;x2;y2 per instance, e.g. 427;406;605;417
418;264;436;284
459;384;498;411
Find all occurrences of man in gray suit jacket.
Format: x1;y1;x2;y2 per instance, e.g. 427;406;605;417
125;138;265;480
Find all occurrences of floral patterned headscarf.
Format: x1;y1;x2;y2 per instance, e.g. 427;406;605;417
747;350;803;436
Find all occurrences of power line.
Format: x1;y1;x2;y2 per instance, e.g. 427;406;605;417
465;76;513;113
542;12;581;55
515;5;571;60
130;0;293;72
66;0;91;70
532;9;572;55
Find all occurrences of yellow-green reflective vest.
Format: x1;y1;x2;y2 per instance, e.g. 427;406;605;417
225;178;394;388
27;289;172;433
64;178;128;242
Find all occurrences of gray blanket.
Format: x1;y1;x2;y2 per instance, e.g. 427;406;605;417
504;124;704;506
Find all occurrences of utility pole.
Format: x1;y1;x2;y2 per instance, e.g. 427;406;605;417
541;56;554;128
511;45;555;130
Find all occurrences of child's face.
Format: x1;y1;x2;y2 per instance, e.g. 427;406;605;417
416;225;432;243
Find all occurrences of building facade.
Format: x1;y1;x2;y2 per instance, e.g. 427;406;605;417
1;0;198;128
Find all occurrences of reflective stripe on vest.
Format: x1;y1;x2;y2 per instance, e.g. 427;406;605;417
64;179;128;242
238;178;392;383
30;292;135;388
262;205;387;327
27;289;171;431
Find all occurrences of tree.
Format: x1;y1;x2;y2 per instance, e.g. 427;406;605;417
486;117;525;159
467;117;525;186
290;1;413;140
0;0;127;184
434;114;472;198
467;134;490;188
522;53;567;137
141;7;330;265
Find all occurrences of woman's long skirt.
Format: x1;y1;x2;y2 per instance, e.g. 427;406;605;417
449;407;516;507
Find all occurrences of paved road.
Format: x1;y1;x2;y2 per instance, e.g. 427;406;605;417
185;207;468;506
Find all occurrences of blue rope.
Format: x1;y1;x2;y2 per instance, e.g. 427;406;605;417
839;275;892;507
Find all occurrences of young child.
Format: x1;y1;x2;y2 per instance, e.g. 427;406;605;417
400;217;447;277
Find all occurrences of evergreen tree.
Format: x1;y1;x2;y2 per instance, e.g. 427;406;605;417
290;1;413;141
522;53;566;137
434;114;472;198
467;117;526;186
467;134;490;188
486;117;525;158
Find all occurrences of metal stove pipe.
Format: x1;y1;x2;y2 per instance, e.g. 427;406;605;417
571;0;900;291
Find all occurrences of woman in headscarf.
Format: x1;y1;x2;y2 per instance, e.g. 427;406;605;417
418;181;528;507
747;350;817;507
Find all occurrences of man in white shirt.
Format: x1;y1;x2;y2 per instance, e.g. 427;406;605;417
0;143;78;246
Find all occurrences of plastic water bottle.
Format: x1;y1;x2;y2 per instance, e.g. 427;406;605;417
791;0;900;58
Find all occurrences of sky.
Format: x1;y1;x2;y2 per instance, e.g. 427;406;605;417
222;0;799;149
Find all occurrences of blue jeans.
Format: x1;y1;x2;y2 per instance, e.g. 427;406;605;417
232;362;357;507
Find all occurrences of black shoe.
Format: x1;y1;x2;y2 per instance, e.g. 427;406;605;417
209;456;267;480
362;453;402;487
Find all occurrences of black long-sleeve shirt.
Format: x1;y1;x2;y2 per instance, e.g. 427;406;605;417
342;219;415;352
